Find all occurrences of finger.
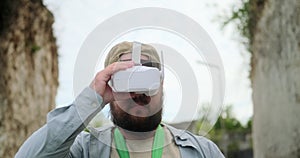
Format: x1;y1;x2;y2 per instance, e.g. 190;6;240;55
93;61;134;86
107;61;134;75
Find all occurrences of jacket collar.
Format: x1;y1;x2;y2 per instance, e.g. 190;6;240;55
163;123;198;149
90;123;198;149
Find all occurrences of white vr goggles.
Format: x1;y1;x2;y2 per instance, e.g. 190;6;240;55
110;42;164;96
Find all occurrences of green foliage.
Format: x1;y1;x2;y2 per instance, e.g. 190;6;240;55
196;104;253;156
223;0;251;38
215;117;243;131
223;0;266;52
84;128;90;133
83;113;105;132
31;44;41;53
223;0;252;49
228;141;240;151
245;117;252;130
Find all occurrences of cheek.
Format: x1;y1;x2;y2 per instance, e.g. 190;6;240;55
112;92;131;101
110;102;123;114
150;95;161;104
110;102;129;117
149;93;163;111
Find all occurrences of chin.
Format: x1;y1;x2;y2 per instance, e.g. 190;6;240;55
110;102;162;132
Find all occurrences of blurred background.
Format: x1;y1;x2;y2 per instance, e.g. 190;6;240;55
0;0;299;158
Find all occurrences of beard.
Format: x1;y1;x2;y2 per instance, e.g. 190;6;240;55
110;94;163;132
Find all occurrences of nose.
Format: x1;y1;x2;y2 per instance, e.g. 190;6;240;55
130;92;145;98
113;92;132;101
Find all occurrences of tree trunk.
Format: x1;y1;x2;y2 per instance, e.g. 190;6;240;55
250;0;300;157
0;0;58;157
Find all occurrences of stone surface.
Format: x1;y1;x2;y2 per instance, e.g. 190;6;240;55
251;0;300;157
0;0;58;157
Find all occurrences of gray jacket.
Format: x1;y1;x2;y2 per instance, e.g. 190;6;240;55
15;87;224;158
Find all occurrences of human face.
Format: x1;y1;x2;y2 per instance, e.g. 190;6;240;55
110;53;163;132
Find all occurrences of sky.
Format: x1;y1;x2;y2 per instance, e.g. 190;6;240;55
44;0;252;125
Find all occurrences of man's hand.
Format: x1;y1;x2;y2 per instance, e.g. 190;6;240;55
89;61;134;105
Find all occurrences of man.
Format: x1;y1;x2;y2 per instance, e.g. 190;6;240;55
16;41;224;158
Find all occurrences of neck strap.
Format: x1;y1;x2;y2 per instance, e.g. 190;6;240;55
114;125;165;158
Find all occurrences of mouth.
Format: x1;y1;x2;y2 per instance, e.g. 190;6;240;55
131;93;151;106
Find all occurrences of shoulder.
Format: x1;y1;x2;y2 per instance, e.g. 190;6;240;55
70;125;114;157
74;124;114;145
164;124;224;158
71;125;114;151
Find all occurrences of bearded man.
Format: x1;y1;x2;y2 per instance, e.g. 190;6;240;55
16;41;224;158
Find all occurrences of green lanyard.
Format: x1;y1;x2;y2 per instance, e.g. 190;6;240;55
114;125;165;158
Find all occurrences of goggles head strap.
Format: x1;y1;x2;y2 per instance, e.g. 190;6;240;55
132;42;142;65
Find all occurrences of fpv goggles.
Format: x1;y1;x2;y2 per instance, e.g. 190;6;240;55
110;42;164;96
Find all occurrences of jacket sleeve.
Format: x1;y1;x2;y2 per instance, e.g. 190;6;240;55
15;87;104;158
